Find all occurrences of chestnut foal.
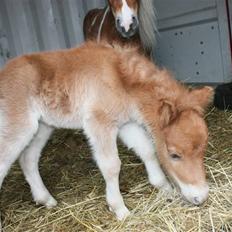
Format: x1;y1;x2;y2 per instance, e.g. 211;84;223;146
0;42;213;220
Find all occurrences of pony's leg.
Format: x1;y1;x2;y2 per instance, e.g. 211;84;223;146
19;122;57;208
119;123;172;192
0;116;39;191
84;118;130;220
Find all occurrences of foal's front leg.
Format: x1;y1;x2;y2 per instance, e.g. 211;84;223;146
84;118;130;220
119;123;172;192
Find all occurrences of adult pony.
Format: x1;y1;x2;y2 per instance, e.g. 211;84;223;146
83;0;157;54
0;41;213;222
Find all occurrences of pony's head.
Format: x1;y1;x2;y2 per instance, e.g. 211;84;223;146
108;0;139;38
156;87;214;205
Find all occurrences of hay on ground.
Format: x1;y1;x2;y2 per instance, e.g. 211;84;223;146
1;107;232;232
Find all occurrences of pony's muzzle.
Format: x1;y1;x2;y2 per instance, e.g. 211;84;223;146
116;16;138;38
182;184;209;205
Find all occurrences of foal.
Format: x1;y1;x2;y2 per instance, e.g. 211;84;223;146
84;0;157;54
0;42;213;220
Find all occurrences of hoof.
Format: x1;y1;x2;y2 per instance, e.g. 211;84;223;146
45;196;57;208
109;205;130;220
156;182;174;201
160;182;173;194
149;176;172;193
115;207;130;221
35;195;57;208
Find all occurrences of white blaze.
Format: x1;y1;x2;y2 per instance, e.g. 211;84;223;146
120;0;134;32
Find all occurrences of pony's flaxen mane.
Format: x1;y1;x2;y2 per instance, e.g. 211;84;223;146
139;0;158;51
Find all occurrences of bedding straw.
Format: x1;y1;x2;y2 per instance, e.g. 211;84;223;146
0;107;231;232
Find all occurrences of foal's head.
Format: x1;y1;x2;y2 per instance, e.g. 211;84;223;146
157;87;214;205
108;0;139;38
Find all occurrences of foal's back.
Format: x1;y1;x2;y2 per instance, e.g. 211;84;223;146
0;43;132;127
0;44;119;87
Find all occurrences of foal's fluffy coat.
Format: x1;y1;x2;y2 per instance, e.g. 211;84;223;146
0;42;213;220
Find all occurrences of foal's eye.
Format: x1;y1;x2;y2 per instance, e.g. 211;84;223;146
170;153;181;161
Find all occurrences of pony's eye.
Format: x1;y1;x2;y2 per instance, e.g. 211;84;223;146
170;153;181;161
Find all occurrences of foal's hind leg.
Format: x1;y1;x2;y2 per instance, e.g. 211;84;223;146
19;122;57;208
119;123;172;192
0;115;39;191
84;117;130;220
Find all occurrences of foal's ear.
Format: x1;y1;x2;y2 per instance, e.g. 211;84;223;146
190;86;214;113
159;101;176;128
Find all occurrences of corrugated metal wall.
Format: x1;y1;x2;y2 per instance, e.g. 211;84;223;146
228;0;232;48
0;0;106;67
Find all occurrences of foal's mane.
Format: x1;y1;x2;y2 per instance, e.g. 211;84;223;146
139;0;158;52
83;41;211;116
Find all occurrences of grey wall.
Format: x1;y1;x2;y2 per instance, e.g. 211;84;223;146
229;0;232;40
155;0;232;83
0;0;106;66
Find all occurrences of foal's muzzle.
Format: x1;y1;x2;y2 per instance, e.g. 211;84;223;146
182;184;209;206
115;16;138;38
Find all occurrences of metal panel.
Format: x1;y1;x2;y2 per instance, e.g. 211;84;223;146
155;0;232;83
228;0;232;45
0;17;5;67
56;0;85;48
216;0;231;82
0;0;17;58
0;0;106;66
0;15;10;67
81;0;106;12
157;0;216;19
32;0;66;50
155;21;224;83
